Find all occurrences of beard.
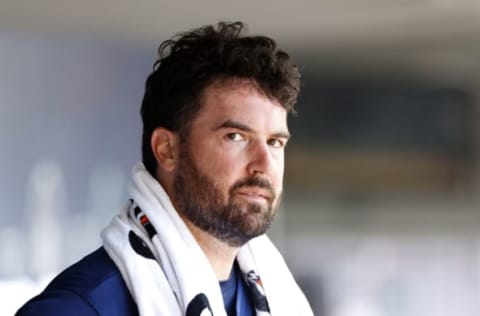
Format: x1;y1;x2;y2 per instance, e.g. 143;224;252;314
173;145;279;247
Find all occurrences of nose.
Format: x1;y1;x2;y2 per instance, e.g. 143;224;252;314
246;139;272;176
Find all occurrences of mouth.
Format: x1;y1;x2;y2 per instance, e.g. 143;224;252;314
234;187;273;203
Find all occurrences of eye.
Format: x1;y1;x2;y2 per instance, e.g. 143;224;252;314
268;138;285;148
226;132;246;142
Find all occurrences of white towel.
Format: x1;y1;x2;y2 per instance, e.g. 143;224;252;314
101;162;313;316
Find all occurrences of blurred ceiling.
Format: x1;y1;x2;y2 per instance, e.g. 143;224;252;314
1;0;480;84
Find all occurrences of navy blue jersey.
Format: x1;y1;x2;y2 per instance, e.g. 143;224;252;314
220;261;255;316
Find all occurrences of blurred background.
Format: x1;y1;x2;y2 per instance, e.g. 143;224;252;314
1;1;480;315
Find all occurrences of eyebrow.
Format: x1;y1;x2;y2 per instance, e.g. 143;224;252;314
215;120;291;139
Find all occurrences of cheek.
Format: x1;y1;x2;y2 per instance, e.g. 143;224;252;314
273;173;284;195
196;149;239;187
272;153;285;185
203;149;236;174
204;141;243;170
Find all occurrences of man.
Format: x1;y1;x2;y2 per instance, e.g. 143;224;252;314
17;21;313;316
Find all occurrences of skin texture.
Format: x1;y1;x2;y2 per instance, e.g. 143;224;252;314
152;78;290;280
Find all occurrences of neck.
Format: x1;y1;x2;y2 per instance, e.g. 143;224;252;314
181;215;239;281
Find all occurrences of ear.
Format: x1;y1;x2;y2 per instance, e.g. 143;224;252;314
151;127;178;173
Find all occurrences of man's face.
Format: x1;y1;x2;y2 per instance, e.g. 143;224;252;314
173;79;290;247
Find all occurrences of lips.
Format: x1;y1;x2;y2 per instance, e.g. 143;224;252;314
234;187;273;203
229;176;275;204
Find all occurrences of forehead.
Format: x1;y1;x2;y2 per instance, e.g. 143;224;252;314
193;79;288;130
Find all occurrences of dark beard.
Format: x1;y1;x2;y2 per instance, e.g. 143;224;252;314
173;145;278;247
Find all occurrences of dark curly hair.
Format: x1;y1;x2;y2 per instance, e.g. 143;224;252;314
140;21;301;176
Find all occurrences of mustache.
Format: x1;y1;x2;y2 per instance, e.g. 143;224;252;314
229;176;276;200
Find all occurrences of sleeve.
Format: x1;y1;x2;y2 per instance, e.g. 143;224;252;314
15;289;99;316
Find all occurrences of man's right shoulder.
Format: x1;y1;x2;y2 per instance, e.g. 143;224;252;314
16;247;139;316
